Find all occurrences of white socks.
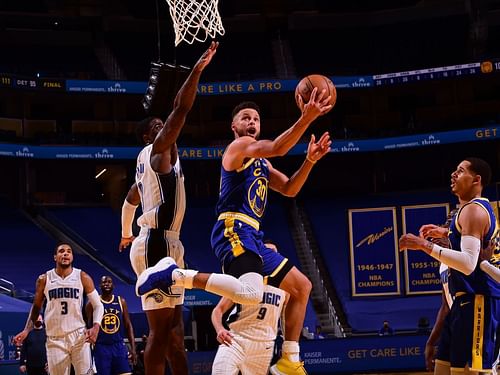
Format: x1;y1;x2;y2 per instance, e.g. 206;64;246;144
172;269;198;289
282;341;300;362
172;270;264;305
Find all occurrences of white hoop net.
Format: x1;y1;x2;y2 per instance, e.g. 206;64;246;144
165;0;225;46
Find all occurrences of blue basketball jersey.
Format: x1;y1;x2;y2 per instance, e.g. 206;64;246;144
211;157;290;273
97;295;125;345
215;157;270;224
448;198;499;297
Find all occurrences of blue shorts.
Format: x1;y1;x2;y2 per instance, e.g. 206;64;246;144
94;341;131;375
442;294;499;371
211;217;288;278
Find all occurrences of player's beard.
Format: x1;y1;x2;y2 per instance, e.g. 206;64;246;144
59;262;72;269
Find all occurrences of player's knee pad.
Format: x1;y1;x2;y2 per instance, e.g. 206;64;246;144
233;272;263;305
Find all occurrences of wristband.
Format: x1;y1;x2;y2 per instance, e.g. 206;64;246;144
306;155;317;164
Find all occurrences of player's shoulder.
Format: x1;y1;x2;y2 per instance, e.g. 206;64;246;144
137;144;152;159
461;200;490;219
78;269;93;285
36;273;48;289
229;136;255;149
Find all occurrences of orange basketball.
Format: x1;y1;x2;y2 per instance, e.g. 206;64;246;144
295;74;337;114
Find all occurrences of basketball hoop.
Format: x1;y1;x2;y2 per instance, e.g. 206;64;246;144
165;0;225;46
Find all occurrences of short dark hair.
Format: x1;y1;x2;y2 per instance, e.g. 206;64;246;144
54;242;71;254
465;157;492;187
136;117;155;144
231;101;260;120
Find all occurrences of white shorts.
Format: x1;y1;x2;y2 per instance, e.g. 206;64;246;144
46;327;93;375
211;333;274;375
130;227;185;311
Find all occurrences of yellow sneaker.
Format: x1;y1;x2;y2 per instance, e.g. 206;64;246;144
269;357;308;375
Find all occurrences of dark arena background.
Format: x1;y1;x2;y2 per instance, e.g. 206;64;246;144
0;0;499;374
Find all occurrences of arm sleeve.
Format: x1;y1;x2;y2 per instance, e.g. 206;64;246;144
430;235;480;275
480;260;500;282
121;200;138;238
87;290;104;326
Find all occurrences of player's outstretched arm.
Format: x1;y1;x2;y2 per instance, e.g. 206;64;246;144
224;89;330;171
268;132;331;197
399;204;487;275
152;41;218;154
120;296;137;365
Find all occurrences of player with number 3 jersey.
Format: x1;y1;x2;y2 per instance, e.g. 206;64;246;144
14;243;104;375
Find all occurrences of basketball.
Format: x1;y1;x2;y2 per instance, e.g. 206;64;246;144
295;74;337;113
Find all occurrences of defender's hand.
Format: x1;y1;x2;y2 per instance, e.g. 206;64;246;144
216;329;233;346
194;41;219;71
119;236;135;252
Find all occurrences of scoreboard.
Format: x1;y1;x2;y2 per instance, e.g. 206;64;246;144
373;61;497;87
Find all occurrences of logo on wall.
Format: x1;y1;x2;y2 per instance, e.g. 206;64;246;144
421;135;440;145
351;78;371;88
356;226;393;247
94;148;114;159
15;147;34;158
107;83;126;93
341;142;360;152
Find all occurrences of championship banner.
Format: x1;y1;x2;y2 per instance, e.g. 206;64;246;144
349;207;400;296
402;204;449;295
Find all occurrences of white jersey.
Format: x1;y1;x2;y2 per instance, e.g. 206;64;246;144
44;268;86;337
227;285;286;341
135;144;186;232
439;263;453;309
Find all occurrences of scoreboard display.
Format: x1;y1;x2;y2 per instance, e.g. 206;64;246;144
0;74;12;87
373;61;498;87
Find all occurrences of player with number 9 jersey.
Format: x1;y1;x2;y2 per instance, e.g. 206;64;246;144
211;284;288;375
